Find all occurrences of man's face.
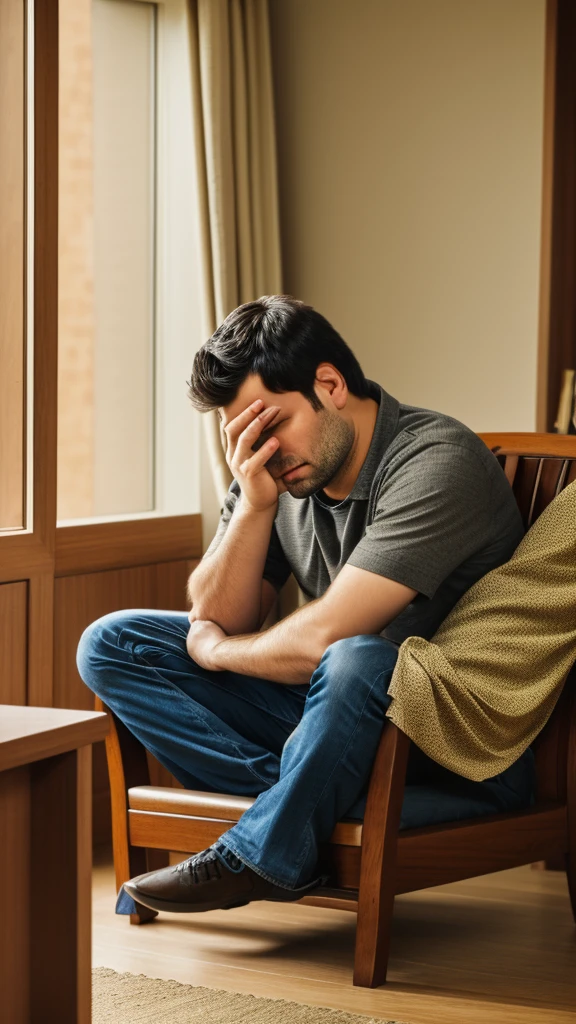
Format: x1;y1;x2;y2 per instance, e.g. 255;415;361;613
220;373;354;498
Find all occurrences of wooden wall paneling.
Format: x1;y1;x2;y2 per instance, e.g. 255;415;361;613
53;559;194;710
54;558;195;842
55;514;202;576
0;535;54;585
0;582;28;705
154;558;200;610
55;564;153;712
27;572;55;707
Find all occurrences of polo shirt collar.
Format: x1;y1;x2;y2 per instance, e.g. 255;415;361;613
346;380;400;501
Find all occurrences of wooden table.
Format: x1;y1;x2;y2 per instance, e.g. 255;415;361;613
0;705;109;1024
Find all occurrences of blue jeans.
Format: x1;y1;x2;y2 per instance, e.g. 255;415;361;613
76;609;536;907
76;610;399;891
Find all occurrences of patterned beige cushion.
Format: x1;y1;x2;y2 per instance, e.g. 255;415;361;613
386;481;576;780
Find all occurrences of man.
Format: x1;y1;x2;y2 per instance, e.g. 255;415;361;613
77;294;529;915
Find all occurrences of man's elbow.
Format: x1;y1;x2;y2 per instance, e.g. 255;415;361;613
307;626;334;674
309;620;383;668
188;604;260;637
186;572;198;611
187;558;209;609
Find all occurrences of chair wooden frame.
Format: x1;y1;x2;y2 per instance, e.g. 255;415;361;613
97;433;576;987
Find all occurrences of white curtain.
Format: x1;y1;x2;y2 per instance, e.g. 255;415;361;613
188;0;283;502
188;0;300;617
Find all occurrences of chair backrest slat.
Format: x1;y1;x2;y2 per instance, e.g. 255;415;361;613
532;458;570;523
478;433;576;804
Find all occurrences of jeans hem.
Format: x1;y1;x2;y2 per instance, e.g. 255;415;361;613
218;837;317;891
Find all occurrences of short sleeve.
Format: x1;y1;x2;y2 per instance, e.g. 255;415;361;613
346;444;493;598
203;479;292;592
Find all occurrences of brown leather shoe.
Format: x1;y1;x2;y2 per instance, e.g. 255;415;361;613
123;845;321;913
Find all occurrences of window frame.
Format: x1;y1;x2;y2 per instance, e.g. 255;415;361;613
56;0;205;527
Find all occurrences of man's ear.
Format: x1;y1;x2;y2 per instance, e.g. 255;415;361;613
314;363;347;410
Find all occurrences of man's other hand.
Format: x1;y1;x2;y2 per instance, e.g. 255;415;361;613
186;619;227;671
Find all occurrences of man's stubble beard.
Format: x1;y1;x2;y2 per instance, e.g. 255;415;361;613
285;408;355;499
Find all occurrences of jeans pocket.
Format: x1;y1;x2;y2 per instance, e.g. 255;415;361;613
132;642;190;672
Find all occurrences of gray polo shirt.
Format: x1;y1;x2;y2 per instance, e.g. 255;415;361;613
205;379;524;645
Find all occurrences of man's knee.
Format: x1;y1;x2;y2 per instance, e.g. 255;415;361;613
313;634;398;706
76;609;142;696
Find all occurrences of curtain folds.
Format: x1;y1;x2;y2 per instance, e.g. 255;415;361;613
188;0;283;505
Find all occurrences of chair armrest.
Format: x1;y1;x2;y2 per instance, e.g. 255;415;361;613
354;722;410;985
361;722;411;868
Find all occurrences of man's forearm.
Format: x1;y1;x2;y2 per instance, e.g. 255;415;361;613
212;598;328;684
188;500;277;635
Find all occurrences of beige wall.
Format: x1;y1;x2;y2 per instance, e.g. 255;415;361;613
269;0;546;432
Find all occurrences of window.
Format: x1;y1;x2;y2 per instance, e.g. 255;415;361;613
58;0;204;525
0;0;33;533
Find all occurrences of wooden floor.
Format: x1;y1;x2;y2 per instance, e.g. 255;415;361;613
92;846;576;1024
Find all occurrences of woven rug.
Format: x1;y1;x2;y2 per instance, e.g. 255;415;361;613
93;967;407;1023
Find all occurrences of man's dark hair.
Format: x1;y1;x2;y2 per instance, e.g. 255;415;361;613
187;295;370;413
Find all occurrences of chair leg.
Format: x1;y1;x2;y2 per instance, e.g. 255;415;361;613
127;849;171;925
565;852;576;924
354;896;395;988
95;697;169;925
129;862;160;925
353;723;410;987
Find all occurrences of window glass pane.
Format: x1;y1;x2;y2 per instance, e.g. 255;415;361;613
58;0;156;521
0;0;26;531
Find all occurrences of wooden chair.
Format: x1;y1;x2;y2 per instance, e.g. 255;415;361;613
96;433;576;988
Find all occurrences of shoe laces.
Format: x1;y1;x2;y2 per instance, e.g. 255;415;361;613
175;847;222;884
